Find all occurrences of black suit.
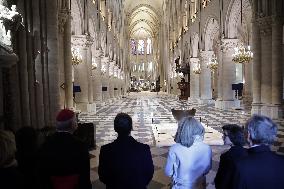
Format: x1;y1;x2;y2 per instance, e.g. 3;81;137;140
214;146;248;189
233;145;284;189
98;136;154;189
38;132;91;189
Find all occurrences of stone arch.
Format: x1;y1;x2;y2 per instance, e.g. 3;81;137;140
203;17;220;51
190;33;199;57
225;0;252;41
71;0;83;35
128;4;161;18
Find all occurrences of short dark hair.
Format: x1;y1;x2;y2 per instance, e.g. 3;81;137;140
114;113;132;136
222;124;245;146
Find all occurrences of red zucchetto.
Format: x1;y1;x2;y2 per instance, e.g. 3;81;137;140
56;109;75;122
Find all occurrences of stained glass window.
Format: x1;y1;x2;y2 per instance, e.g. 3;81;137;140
138;40;145;55
146;38;152;54
130;39;136;55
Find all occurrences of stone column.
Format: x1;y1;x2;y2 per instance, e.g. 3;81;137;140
71;35;93;112
259;18;272;116
270;16;283;119
243;61;252;99
47;0;60;125
93;49;103;101
61;10;73;109
58;11;66;109
215;39;240;109
189;57;200;101
114;65;119;97
199;51;214;104
87;39;94;105
109;61;115;98
251;13;262;115
101;57;110;101
0;69;2;129
17;26;31;126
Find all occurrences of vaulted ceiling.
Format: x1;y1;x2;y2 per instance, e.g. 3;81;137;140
123;0;163;39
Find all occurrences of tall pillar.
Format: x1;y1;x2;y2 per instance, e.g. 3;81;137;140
47;0;60;125
101;57;110;101
93;49;103;101
199;51;214;104
259;18;272;116
71;35;93;112
189;57;200;101
109;61;115;98
0;69;2;129
114;65;119;97
251;6;262;115
17;26;31;126
215;39;240;109
87;41;94;105
270;16;283;119
61;10;73;109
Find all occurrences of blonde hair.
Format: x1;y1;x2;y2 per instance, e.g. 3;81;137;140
174;117;205;147
0;130;16;168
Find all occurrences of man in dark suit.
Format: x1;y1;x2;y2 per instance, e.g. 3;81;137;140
38;109;91;189
98;113;154;189
233;115;284;189
214;124;248;189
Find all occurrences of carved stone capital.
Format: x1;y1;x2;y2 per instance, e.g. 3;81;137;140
199;50;214;61
101;56;110;63
220;38;239;52
58;9;70;34
94;49;104;58
109;61;115;68
257;17;272;36
71;34;94;48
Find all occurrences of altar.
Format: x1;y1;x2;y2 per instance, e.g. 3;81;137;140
151;108;223;147
152;122;223;147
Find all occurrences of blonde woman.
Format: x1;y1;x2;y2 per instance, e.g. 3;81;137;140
165;117;212;189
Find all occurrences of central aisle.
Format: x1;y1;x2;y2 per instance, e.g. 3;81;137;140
79;92;252;189
79;92;284;189
80;91;251;147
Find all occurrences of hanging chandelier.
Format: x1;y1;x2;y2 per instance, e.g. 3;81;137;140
232;44;253;64
71;47;82;65
193;63;201;74
91;58;97;70
232;0;253;64
207;54;218;71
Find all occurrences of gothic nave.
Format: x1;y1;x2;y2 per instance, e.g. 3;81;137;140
1;0;284;188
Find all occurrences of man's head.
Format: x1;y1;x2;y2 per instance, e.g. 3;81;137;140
246;115;277;146
56;109;77;132
222;124;245;146
114;113;132;136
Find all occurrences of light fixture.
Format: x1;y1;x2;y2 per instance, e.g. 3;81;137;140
91;58;97;70
207;54;218;71
232;44;253;64
232;0;253;64
101;64;106;74
71;47;82;65
193;63;201;74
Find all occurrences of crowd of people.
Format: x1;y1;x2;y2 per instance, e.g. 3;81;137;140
1;109;284;189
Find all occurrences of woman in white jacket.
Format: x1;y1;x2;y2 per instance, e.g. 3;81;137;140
165;117;212;189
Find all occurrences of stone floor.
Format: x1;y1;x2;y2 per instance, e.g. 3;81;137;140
79;92;284;189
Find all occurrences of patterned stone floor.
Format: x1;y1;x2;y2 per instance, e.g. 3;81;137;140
79;92;284;189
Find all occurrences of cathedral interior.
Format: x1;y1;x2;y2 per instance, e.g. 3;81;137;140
1;0;284;188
